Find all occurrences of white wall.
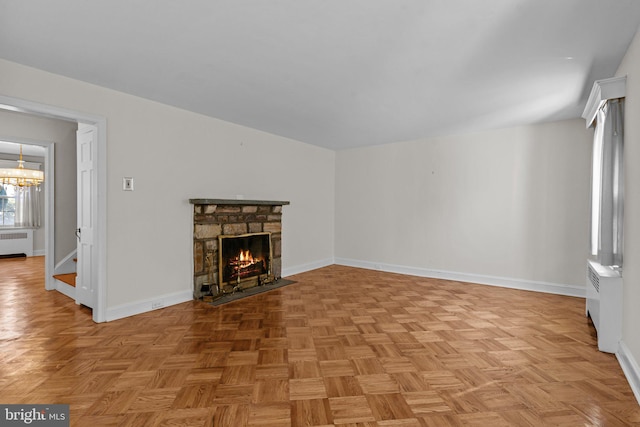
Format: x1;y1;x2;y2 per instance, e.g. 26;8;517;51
0;110;77;262
0;59;335;310
336;119;592;290
615;27;640;395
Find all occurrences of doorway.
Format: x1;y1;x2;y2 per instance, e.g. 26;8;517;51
0;139;52;285
0;94;107;322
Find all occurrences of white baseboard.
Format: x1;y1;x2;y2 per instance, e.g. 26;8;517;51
282;257;334;277
105;289;193;322
617;341;640;405
33;249;46;256
54;280;75;300
334;258;586;298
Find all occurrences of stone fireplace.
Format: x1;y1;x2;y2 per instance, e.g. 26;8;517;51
190;199;289;299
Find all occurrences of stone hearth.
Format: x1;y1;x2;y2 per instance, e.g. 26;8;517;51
190;199;289;299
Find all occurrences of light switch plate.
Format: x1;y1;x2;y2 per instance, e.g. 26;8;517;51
123;177;134;191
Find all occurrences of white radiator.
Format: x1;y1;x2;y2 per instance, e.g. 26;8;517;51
0;229;33;256
586;260;623;353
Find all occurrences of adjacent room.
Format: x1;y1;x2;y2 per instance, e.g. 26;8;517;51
1;1;640;425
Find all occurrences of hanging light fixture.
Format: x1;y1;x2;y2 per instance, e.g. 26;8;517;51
0;145;44;187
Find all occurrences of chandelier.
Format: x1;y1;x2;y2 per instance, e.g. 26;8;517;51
0;145;44;187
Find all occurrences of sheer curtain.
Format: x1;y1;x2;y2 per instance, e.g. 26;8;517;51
14;185;42;228
591;98;624;267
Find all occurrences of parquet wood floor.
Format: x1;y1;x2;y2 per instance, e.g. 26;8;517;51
1;257;639;426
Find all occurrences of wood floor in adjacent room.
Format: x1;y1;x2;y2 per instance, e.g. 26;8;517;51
1;257;639;426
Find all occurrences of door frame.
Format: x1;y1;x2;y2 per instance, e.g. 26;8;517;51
0;94;107;323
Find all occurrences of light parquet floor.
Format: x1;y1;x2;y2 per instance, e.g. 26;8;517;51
1;256;639;426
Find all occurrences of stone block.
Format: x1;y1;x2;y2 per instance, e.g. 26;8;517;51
215;215;229;223
267;215;281;222
194;241;204;273
272;206;282;213
194;223;222;239
217;206;242;213
263;222;282;233
193;274;209;299
204;205;217;214
270;232;281;242
223;223;248;235
194;214;210;222
272;238;281;257
271;258;282;278
249;222;263;233
242;206;258;213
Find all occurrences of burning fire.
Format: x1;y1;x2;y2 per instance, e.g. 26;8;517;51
222;241;269;283
237;249;256;268
231;249;264;275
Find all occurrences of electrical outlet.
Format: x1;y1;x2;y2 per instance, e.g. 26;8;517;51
123;177;134;191
151;300;164;309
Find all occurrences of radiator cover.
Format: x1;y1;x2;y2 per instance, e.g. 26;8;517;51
586;260;623;353
0;229;33;256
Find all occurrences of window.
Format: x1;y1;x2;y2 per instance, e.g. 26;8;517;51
0;184;16;226
583;77;626;268
590;98;624;267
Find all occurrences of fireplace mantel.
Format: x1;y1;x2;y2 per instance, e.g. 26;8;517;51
190;199;290;206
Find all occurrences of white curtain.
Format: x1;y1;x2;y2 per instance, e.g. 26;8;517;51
591;98;624;267
14;185;42;228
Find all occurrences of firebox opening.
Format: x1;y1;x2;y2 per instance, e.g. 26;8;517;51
219;232;272;287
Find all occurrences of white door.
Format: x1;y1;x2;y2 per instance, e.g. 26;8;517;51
76;124;97;308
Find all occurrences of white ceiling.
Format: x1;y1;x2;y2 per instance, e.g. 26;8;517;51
1;1;639;150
